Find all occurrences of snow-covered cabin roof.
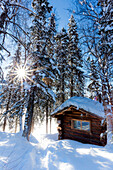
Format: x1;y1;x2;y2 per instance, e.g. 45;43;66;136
51;96;105;119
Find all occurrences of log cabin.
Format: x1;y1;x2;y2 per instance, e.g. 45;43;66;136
51;96;107;146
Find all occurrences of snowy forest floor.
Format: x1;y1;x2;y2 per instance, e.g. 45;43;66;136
0;132;113;170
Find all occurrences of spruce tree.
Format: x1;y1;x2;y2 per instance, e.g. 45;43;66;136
68;15;84;97
55;28;69;105
87;58;101;101
22;0;57;139
98;0;113;141
0;44;26;132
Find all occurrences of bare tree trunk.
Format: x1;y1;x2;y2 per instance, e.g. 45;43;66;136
50;116;52;134
102;78;113;143
49;104;52;134
22;87;34;141
15;117;18;133
3;117;7;131
61;66;65;104
106;77;113;133
19;115;22;132
31;117;34;133
70;58;74;97
3;90;11;131
46;101;48;134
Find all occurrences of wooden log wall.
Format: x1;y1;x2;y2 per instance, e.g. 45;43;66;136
59;110;107;146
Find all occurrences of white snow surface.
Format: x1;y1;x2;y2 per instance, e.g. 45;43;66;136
0;131;113;170
51;96;105;118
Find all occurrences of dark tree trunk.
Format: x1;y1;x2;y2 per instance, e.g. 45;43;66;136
3;90;11;131
22;87;35;141
31;117;34;133
50;116;52;134
70;58;74;97
46;101;48;134
3;117;7;132
15;117;18;133
98;93;101;103
61;66;65;104
102;78;109;114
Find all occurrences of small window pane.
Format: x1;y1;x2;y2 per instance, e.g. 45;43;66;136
74;120;81;129
82;121;90;131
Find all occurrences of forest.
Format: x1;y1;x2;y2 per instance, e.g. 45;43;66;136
0;0;113;144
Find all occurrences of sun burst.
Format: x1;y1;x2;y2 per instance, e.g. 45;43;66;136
17;67;26;79
11;62;36;88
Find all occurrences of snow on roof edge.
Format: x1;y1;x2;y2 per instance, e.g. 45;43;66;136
51;96;105;119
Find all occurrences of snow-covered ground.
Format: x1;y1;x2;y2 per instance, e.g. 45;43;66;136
0;131;113;170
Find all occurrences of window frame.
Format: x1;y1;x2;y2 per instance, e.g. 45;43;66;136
71;119;91;132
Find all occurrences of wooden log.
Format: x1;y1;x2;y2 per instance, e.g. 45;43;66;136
64;128;100;139
63;133;102;146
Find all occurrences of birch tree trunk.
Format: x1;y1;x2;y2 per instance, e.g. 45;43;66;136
102;79;113;144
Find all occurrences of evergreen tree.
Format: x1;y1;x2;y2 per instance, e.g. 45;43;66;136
98;0;113;141
87;58;101;101
22;0;57;139
68;15;84;97
55;28;69;105
0;44;26;132
84;0;113;142
44;13;57;133
71;0;113;143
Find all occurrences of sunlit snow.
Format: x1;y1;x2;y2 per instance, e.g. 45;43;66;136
0;131;113;170
51;96;105;118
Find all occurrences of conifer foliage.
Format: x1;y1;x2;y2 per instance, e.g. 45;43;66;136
55;28;69;104
77;0;113;142
22;0;57;139
54;16;84;107
0;44;26;132
0;0;85;141
68;15;84;97
98;0;113;140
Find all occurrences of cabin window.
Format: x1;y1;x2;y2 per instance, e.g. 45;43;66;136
74;120;81;129
71;119;90;131
82;121;90;131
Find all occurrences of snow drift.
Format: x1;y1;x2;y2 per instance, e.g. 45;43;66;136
0;132;113;170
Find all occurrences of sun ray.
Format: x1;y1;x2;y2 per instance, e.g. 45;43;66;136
25;75;35;84
10;62;35;87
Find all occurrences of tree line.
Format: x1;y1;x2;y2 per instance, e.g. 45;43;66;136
0;0;113;143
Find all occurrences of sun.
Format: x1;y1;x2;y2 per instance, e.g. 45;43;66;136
10;59;38;88
16;67;26;79
14;65;28;82
11;62;36;86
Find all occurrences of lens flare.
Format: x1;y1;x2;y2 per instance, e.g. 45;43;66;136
10;62;36;88
16;67;26;79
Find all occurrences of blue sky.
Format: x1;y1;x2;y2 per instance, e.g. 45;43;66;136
2;0;73;77
48;0;72;31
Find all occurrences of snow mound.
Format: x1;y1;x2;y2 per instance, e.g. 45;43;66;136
51;96;105;118
0;132;113;170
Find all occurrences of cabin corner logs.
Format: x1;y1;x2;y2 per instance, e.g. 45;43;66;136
52;106;107;146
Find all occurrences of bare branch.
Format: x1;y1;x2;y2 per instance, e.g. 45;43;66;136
9;3;37;16
0;44;10;56
0;30;27;50
6;20;30;38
